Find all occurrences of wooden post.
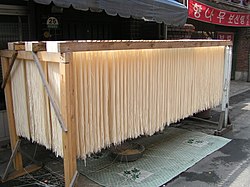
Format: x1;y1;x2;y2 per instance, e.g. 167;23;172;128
60;53;77;187
1;57;23;170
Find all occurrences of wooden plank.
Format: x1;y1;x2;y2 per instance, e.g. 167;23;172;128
1;57;23;171
24;42;46;52
58;40;233;53
60;53;77;187
8;42;24;51
8;42;46;52
38;51;68;63
6;40;233;53
1;164;42;183
41;60;53;151
14;44;25;51
7;42;46;52
0;51;33;60
32;42;46;52
1;51;18;89
0;50;17;58
0;50;65;63
16;51;33;60
1;40;233;61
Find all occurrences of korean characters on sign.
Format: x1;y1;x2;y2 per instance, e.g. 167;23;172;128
217;32;234;42
188;0;250;27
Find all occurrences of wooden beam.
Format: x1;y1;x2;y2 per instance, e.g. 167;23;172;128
1;40;233;62
12;43;25;51
8;42;24;51
25;42;46;52
0;50;66;63
1;51;18;89
60;53;77;187
6;40;233;53
1;57;23;171
8;42;46;52
0;50;33;60
38;51;68;63
1;164;43;183
0;50;18;59
57;40;233;53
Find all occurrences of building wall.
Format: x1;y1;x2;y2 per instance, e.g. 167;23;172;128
0;10;29;111
185;18;250;81
167;24;195;39
235;28;250;81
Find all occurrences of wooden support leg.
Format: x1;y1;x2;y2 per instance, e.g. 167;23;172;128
1;55;42;184
213;45;233;136
60;55;77;187
218;111;225;130
1;57;23;171
214;111;232;136
33;48;77;186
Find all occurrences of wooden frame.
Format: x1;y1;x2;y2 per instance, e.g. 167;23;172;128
60;54;77;187
0;40;233;186
45;40;232;53
1;57;23;171
0;48;75;186
1;40;233;54
1;56;43;183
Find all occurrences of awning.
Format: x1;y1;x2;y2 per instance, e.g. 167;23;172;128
33;0;188;26
0;4;28;16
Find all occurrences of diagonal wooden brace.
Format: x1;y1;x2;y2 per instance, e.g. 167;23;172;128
32;52;68;132
69;171;79;187
1;139;43;183
1;140;21;181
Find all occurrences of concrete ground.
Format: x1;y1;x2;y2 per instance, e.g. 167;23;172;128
166;80;250;187
0;80;250;187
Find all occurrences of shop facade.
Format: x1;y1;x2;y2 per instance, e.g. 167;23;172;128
0;1;31;145
187;0;250;81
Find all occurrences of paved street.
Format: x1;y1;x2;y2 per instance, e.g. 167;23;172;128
167;81;250;187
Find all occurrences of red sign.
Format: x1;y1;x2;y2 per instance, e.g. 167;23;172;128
217;32;234;41
188;0;250;27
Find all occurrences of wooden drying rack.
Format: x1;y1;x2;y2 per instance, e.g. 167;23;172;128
0;40;233;187
0;41;77;187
